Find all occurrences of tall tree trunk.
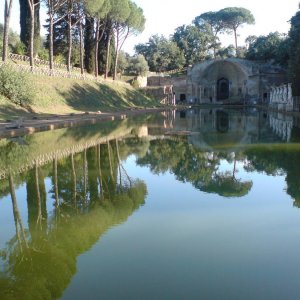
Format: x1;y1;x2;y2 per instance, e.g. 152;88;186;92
234;28;238;50
28;3;35;68
49;17;54;70
19;0;29;48
67;13;72;72
33;0;40;54
79;21;84;75
20;0;40;55
2;0;13;62
84;16;94;73
105;28;112;79
113;50;119;80
113;37;119;81
94;21;100;78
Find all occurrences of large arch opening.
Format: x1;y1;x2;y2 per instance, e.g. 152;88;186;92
217;78;230;100
216;110;229;133
192;60;249;103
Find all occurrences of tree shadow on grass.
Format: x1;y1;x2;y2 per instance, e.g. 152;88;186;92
0;97;66;121
124;88;157;107
0;104;53;121
55;83;141;112
55;82;157;112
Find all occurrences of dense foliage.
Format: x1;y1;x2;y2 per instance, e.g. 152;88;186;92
0;64;33;106
245;32;290;65
0;24;25;55
135;7;256;72
2;2;300;95
172;24;215;66
1;0;145;79
135;35;185;72
288;11;300;96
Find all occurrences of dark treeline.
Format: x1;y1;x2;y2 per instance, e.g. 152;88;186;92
2;0;146;80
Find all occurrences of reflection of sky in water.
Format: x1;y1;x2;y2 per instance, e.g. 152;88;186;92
0;184;28;248
61;155;300;300
0;105;299;299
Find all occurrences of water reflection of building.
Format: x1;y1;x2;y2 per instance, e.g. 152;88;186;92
268;112;293;142
173;109;265;150
168;108;298;149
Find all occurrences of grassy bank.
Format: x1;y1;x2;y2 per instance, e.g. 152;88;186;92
0;72;157;120
0;94;32;120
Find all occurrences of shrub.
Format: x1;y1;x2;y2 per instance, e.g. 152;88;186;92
0;64;33;106
13;41;26;55
131;79;140;89
38;48;49;61
54;54;66;65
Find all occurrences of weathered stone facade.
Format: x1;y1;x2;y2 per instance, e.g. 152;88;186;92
187;58;287;104
145;59;288;105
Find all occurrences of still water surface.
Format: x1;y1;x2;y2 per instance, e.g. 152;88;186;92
1;108;300;299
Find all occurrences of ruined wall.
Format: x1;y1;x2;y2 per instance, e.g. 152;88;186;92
146;59;287;105
187;58;287;104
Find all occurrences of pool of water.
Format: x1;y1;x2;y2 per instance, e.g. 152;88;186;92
1;108;300;299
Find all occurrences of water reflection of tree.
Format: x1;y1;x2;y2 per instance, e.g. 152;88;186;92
203;152;253;198
26;164;48;234
244;146;300;207
137;139;253;197
0;139;148;300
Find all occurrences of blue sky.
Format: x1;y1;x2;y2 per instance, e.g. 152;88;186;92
1;0;299;54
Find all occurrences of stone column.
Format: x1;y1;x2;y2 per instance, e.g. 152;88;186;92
199;85;202;104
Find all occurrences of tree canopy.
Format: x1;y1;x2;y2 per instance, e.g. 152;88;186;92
288;11;300;96
172;24;215;66
218;7;255;49
245;32;290;65
135;34;185;72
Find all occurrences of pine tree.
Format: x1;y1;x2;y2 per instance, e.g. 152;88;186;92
288;11;300;96
84;16;95;73
19;0;41;55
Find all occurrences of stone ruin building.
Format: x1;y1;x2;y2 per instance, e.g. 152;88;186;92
145;58;296;111
186;58;287;105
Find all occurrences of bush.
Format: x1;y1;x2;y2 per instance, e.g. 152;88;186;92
131;79;140;89
0;64;33;106
38;48;49;61
13;41;26;55
54;54;66;65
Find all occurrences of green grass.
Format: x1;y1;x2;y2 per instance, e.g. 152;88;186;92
0;94;36;120
0;72;158;120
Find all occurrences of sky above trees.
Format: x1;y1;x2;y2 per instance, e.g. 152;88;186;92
128;0;300;53
0;0;299;54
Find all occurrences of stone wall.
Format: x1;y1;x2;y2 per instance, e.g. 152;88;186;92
187;58;287;104
147;76;173;86
147;75;187;103
145;59;288;106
